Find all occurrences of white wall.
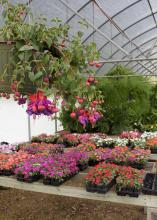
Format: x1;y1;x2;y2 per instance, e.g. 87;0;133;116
0;97;62;143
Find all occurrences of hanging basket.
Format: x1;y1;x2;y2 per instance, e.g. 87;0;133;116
0;41;14;93
0;41;37;95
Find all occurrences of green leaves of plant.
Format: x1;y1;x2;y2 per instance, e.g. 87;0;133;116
35;71;43;80
19;45;34;52
28;72;35;82
29;71;43;82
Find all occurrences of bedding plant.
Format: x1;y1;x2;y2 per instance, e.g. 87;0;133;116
85;162;118;193
116;166;144;196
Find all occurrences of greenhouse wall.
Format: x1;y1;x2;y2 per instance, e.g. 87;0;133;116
0;97;62;143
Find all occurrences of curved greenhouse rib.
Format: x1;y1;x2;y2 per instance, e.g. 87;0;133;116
65;0;92;24
145;0;157;57
82;0;142;44
115;36;157;70
59;0;154;75
97;26;157;74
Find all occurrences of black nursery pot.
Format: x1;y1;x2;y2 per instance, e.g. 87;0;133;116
77;163;88;171
128;162;145;170
142;173;157;195
88;160;100;166
16;174;41;183
86;179;115;194
116;186;140;197
150;148;157;154
3;169;13;176
43;177;51;185
43;177;65;186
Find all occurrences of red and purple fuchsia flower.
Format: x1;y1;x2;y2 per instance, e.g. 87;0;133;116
26;90;59;117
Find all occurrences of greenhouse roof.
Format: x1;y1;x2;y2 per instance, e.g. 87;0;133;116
2;0;157;77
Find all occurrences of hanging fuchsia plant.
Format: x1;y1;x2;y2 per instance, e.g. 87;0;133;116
70;106;102;128
26;91;59;117
68;76;103;128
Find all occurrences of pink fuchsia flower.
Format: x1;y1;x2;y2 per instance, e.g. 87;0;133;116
26;91;59;116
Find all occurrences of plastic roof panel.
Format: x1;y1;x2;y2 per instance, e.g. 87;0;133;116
113;0;151;29
97;0;138;17
1;0;157;76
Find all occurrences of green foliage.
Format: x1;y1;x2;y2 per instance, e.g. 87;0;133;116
141;84;157;131
0;1;99;96
60;65;154;134
98;66;151;134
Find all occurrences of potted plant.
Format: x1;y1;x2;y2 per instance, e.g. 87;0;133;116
88;150;103;166
146;137;157;153
85;162;118;193
67;151;89;171
40;154;79;186
127;147;150;169
116;166;144;197
14;157;43;183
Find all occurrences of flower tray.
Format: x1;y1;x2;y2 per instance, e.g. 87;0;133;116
88;160;100;166
150;148;157;154
102;143;114;149
43;177;65;186
0;169;13;176
105;159;125;166
77;163;88;171
16;174;41;183
128;162;145;170
43;172;78;186
116;187;140;197
142;173;157;195
86;179;115;194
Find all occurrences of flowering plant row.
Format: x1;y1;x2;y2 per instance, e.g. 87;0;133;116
19;143;64;155
74;144;150;167
31;133;59;144
0;151;31;172
31;132;107;146
14;151;88;183
120;131;141;139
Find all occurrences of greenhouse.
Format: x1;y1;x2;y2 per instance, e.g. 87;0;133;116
0;0;157;220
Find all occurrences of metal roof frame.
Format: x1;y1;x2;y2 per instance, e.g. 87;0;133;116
98;26;157;74
59;0;155;76
22;0;157;76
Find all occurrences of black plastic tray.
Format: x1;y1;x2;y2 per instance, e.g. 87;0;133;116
16;174;41;183
116;187;140;197
142;173;157;195
86;179;115;194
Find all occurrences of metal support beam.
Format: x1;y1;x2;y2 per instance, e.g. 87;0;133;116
98;58;157;64
27;115;31;142
83;74;157;78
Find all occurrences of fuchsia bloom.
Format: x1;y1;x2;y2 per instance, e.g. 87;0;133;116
75;108;102;128
26;91;59;116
